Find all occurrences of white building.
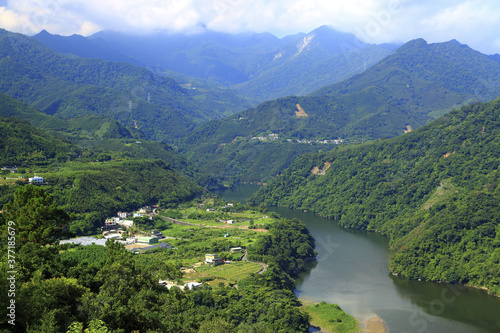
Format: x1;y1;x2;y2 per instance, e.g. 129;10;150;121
29;174;43;184
117;211;130;218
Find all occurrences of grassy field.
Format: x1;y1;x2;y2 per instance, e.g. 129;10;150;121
160;197;277;231
301;302;360;333
0;176;23;185
130;198;281;286
181;261;263;285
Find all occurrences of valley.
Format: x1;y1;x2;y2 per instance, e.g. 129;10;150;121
1;21;500;333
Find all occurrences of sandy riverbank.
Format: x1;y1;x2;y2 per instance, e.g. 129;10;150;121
358;316;388;333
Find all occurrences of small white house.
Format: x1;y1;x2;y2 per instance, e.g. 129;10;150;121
29;174;43;184
117;211;130;219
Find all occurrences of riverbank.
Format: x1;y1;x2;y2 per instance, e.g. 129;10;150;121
358;316;388;333
299;299;388;333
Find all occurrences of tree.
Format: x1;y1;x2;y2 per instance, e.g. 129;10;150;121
2;185;71;245
17;277;88;333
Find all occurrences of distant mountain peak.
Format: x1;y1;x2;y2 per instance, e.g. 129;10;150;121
38;29;50;35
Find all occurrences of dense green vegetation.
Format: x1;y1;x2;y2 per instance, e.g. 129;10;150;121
0;116;78;167
0;90;138;142
251;98;500;295
248;218;316;275
0;90;221;190
180;38;500;182
0;29;252;143
301;302;359;333
0;186;316;332
181;130;328;183
39;26;392;103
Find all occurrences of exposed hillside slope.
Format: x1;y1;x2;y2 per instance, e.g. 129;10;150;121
250;98;500;295
180;39;500;182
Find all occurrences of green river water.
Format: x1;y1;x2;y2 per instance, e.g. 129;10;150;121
217;185;500;333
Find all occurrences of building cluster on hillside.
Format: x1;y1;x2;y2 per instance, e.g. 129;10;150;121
63;204;170;252
252;133;279;141
249;135;344;145
287;138;344;144
103;205;158;231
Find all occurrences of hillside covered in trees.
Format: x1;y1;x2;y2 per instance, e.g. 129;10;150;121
0;101;204;235
0;29;253;143
0;185;316;332
179;38;500;182
250;98;500;295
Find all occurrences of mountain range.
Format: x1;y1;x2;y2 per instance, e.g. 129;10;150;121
0;29;252;143
33;25;396;102
178;38;500;181
4;26;500;184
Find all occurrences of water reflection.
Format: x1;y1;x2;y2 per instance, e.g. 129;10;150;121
391;276;500;333
218;185;500;333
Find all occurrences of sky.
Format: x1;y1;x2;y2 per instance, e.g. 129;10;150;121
1;0;500;54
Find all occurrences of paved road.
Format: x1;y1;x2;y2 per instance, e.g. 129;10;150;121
242;248;268;274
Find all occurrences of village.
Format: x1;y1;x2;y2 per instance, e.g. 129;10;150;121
59;196;274;291
249;133;344;145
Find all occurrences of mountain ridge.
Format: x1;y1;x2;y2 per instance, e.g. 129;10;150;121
34;25;395;102
179;37;500;181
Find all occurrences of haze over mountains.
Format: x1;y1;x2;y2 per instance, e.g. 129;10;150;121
179;37;500;181
33;25;396;102
2;25;500;184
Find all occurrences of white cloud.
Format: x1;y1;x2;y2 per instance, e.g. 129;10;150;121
1;0;500;53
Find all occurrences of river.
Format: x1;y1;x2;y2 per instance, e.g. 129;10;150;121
217;184;500;333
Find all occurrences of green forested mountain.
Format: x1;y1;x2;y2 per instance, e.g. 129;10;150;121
34;26;394;102
0;109;204;235
0;91;135;141
179;38;500;182
0;91;220;190
233;26;394;101
0;116;78;167
250;98;500;295
313;38;500;120
0;29;252;143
